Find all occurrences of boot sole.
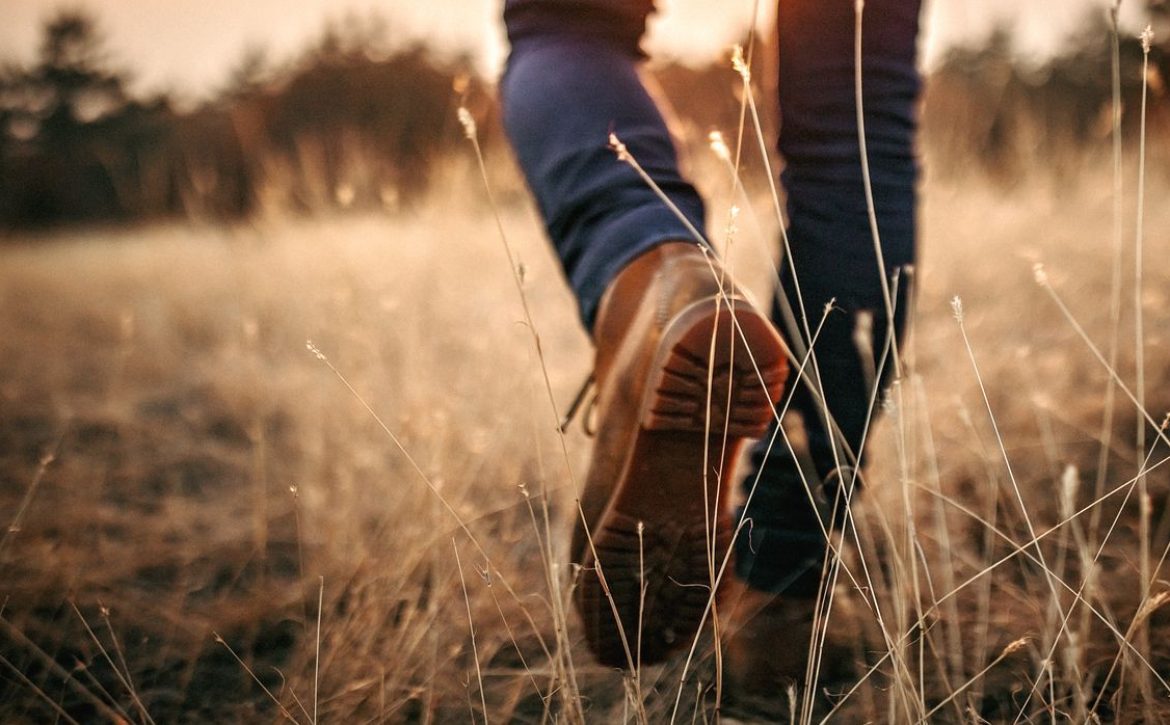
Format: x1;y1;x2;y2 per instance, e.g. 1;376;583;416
577;296;788;668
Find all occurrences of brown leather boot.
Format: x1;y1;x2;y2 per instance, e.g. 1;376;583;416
573;242;788;668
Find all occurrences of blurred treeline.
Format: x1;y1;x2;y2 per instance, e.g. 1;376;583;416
0;11;492;228
924;14;1170;181
0;10;1166;230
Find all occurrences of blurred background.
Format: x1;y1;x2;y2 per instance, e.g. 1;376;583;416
0;0;1165;229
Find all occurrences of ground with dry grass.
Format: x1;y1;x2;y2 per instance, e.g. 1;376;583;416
1;160;1169;722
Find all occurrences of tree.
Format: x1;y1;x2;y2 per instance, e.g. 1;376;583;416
0;10;129;143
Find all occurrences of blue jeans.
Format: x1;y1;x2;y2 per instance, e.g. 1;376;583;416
502;0;921;594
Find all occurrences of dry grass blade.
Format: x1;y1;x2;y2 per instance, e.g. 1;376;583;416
952;296;1076;708
214;631;303;724
0;616;130;723
1032;270;1170;451
0;435;64;560
69;603;155;725
453;539;489;725
916;638;1028;723
460;105;597;711
853;0;901;377
314;576;323;725
1131;25;1156;717
0;652;82;725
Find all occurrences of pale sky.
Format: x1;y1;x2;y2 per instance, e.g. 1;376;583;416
0;0;1151;101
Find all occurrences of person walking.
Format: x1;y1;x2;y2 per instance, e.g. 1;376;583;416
499;0;922;714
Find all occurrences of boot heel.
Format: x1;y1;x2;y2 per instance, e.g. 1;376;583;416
642;298;786;436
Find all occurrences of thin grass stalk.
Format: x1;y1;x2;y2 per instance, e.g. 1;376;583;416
700;208;735;704
911;537;959;709
797;272;909;719
1090;0;1127;571
801;513;847;725
727;0;762;201
895;381;929;716
213;631;303;723
1075;9;1130;706
1133;24;1155;717
854;0;901;378
425;486;441;725
70;603;154;725
1138;429;1170;588
1018;361;1091;705
913;374;968;720
460;106;624;701
804;311;912;720
953;396;1003;707
314;576;323;724
0;652;82;725
101;606;150;724
1044;466;1076;720
839;465;922;723
952;296;1074;717
635;521;648;721
1055;468;1079;718
71;661;136;723
851;5;925;707
515;488;571;705
453;539;489;724
1032;268;1170;450
884;288;930;716
521;332;582;714
0;437;63;560
803;281;916;721
916;639;1029;724
730;45;814;362
703;204;744;715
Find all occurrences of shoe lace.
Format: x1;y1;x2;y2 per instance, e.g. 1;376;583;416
557;372;597;436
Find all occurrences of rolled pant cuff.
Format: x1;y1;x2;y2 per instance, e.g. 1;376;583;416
574;201;706;329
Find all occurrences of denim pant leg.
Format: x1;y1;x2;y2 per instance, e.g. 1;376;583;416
501;0;707;330
736;0;922;595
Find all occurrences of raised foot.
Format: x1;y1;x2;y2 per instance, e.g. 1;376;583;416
643;301;787;436
578;297;788;668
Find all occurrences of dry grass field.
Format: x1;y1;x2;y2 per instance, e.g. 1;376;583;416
2;136;1170;723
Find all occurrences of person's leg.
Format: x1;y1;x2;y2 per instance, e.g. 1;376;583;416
733;0;923;624
775;0;919;478
501;0;707;329
501;1;790;668
725;2;922;714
